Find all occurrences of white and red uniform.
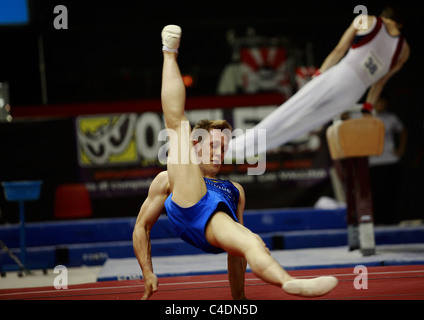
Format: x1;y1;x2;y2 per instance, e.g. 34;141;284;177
225;17;405;161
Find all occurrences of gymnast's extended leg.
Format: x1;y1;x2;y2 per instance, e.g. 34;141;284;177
161;26;207;208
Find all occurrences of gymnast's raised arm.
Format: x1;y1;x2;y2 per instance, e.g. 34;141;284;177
132;171;170;300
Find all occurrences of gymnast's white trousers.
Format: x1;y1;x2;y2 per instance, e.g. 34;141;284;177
224;63;368;161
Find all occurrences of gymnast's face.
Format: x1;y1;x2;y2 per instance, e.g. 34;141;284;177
195;129;229;175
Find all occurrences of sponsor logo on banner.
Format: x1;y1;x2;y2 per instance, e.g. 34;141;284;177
75;112;166;196
76;113;139;166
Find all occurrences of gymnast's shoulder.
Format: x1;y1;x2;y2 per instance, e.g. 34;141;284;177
149;170;171;196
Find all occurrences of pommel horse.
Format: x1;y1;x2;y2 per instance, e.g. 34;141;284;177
326;116;385;256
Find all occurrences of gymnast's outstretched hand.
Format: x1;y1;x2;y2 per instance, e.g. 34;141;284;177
142;273;158;300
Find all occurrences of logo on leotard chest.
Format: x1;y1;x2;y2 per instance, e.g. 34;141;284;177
205;179;237;203
361;50;384;79
364;57;378;75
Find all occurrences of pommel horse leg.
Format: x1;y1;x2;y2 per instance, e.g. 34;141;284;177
342;159;359;251
344;157;375;256
326;117;384;257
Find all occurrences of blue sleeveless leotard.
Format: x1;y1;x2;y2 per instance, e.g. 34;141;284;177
165;177;240;254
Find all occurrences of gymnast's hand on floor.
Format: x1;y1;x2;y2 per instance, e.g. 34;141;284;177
142;273;158;300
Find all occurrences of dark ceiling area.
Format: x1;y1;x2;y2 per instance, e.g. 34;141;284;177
0;0;421;107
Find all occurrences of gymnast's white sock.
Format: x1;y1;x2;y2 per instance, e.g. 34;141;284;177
282;276;338;297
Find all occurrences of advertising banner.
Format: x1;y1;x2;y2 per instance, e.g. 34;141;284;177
75;105;332;208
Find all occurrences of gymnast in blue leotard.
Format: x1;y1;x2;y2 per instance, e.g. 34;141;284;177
133;25;339;300
165;177;240;253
